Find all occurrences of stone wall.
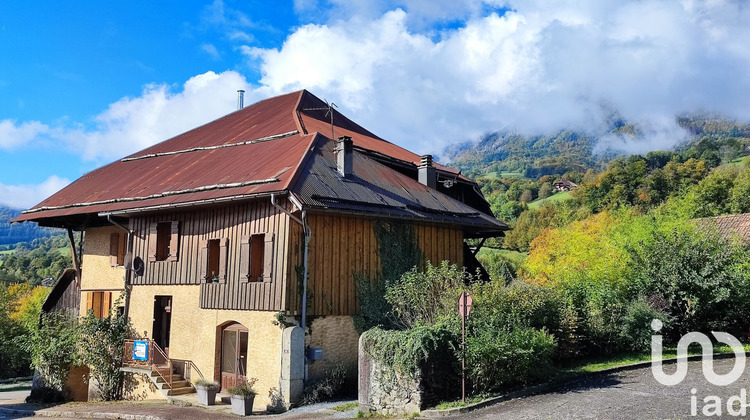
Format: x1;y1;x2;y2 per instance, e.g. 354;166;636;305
357;333;423;416
307;316;360;383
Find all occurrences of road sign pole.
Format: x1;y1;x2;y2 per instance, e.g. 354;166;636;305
462;292;466;404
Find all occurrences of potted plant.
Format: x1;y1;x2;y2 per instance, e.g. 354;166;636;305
194;379;220;406
228;378;258;416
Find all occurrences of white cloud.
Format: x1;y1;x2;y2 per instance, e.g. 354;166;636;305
62;70;254;163
0;120;49;149
0;175;70;209
245;0;750;154
200;43;221;60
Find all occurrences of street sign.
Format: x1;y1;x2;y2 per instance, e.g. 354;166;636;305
458;292;473;318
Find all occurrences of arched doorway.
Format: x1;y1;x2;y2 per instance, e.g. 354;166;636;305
218;322;248;390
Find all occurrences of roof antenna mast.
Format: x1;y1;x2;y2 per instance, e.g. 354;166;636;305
302;100;337;140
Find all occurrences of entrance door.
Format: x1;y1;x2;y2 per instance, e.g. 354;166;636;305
220;323;248;390
152;296;172;356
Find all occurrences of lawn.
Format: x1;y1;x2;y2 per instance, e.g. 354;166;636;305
482;171;525;179
477;248;527;267
527;191;573;209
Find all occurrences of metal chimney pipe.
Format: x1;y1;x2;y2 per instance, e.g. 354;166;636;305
418;154;436;189
335;136;353;177
237;90;245;110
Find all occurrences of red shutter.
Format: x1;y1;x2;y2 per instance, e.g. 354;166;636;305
239;236;251;283
109;233;119;267
219;237;228;284
263;233;274;282
167;221;179;262
147;223;158;262
198;240;208;282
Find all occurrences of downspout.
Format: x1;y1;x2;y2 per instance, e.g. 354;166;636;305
271;193;311;383
107;215;133;320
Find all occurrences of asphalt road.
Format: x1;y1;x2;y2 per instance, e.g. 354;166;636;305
453;358;750;419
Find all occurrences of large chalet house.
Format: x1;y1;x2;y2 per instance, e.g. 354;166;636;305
14;90;508;408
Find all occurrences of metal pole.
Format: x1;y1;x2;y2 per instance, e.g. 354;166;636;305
462;292;466;404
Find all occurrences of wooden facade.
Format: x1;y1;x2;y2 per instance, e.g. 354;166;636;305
285;213;464;317
128;200;293;311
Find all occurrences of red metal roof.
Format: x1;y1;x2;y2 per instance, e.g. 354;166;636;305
15;89;485;226
696;213;750;244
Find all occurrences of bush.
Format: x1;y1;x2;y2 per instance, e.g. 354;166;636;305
621;298;669;352
300;365;345;405
228;378;258;397
464;327;555;393
21;312;79;391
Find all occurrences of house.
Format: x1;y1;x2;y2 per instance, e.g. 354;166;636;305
13;90;508;408
695;213;750;244
553;179;578;192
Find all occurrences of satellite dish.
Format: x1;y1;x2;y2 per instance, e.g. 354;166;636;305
132;257;145;277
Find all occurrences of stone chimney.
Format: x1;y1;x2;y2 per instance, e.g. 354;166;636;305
335;136;353;177
418;155;436;189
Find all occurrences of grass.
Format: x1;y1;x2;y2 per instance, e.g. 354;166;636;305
482;171;525;179
527;191;573;210
430;342;750;410
476;248;527;267
331;402;358;412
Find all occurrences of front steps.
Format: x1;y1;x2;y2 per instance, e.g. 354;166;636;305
122;365;195;397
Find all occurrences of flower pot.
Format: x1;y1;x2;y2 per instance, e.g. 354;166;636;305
196;385;218;406
231;394;255;416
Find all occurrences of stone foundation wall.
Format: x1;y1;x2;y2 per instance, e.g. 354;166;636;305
357;333;423;416
307;316;360;383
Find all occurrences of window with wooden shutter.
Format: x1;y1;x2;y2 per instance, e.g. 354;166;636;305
205;238;228;283
110;233;127;267
199;240;208;282
110;233;120;267
151;221;179;262
263;233;274;282
84;291;112;319
249;234;265;282
239;236;251;283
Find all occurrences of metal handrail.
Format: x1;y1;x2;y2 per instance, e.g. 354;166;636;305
122;339;173;389
171;358;205;383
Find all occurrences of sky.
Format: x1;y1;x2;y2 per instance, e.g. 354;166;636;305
1;0;750;209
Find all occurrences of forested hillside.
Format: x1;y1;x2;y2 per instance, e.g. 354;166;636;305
0;206;60;247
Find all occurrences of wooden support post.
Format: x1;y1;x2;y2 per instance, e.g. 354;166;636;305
67;228;81;284
471;237;487;257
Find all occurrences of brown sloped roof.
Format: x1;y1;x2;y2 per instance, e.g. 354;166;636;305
695;213;750;244
15;90;496;233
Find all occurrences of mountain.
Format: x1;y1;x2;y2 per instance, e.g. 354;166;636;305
445;115;750;179
0;206;61;247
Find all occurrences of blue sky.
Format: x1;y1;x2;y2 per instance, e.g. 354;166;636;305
2;0;750;209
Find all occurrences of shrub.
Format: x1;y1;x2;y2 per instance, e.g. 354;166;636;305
621;298;670;352
464;327;555;393
195;379;220;390
300;365;345;405
78;305;132;401
385;261;473;329
21;312;79;391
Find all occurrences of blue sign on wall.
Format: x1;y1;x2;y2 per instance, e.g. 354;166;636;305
133;340;149;361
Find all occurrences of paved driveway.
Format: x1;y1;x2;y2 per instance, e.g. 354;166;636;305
454;358;749;419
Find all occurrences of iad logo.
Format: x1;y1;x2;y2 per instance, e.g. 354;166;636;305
651;319;745;386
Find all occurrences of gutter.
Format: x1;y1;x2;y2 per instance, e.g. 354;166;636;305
107;215;133;320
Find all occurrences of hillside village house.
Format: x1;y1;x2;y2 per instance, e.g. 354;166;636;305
14;90;508;409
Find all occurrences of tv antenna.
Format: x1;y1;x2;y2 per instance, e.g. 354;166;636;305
303;100;338;141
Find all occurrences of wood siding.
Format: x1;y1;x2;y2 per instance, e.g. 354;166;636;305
128;200;292;311
286;214;464;317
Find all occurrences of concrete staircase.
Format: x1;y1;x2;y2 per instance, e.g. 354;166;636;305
149;365;195;396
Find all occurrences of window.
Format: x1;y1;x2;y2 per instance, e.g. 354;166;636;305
109;233;126;267
85;291;112;318
239;233;274;283
148;221;179;262
200;238;227;283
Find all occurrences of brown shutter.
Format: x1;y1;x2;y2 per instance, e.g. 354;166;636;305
118;234;127;266
167;221;179;262
263;233;274;282
85;292;94;316
109;233;119;267
219;237;228;284
147;223;158;262
92;292;102;318
198;240;208;282
239;236;251;283
102;292;112;318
